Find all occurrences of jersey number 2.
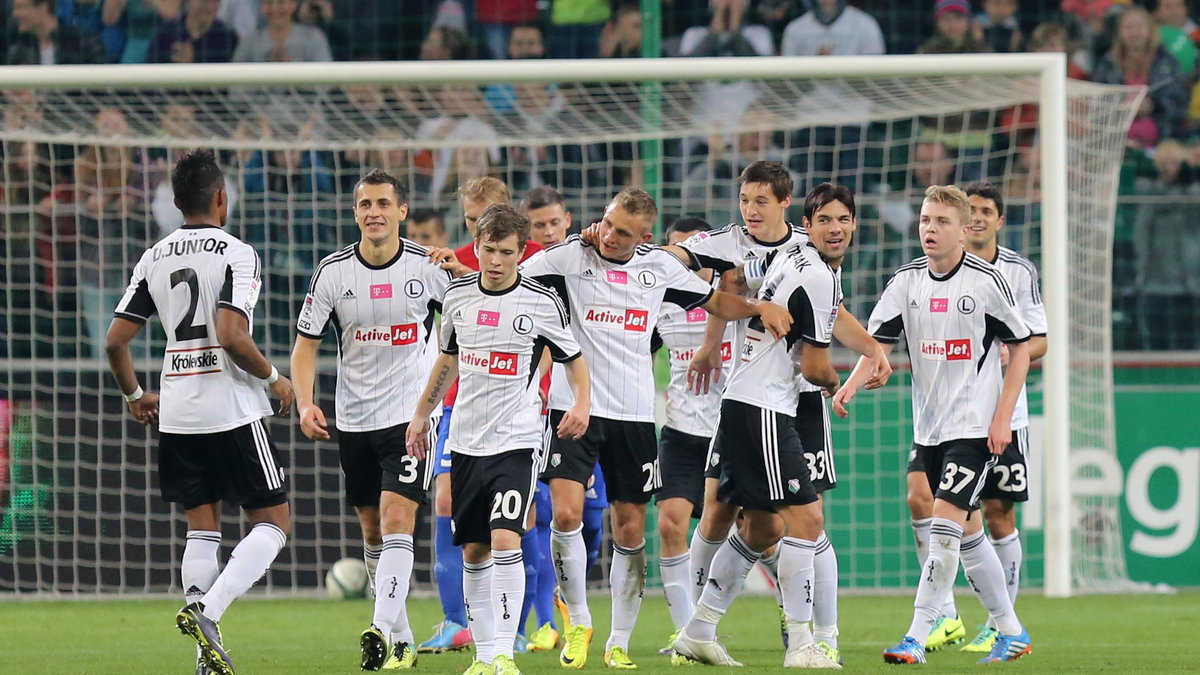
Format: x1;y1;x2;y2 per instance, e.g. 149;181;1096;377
170;268;208;341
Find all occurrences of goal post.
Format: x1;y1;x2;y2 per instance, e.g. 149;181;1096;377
0;55;1142;597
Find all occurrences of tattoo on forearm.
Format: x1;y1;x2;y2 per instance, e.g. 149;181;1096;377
426;364;450;405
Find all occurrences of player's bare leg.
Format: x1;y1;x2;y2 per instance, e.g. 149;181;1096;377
689;477;739;605
907;471;963;651
549;476;593;669
362;493;420;670
657;496;697;635
605;500;648;668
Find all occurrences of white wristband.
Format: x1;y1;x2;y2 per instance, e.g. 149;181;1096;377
264;366;280;384
123;385;144;403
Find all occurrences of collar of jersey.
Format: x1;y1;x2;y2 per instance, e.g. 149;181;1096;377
181;223;220;230
745;222;795;248
478;272;521;296
928;251;966;281
354;241;403;270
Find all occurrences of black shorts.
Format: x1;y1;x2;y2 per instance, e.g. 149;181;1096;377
795;392;836;494
542;411;658;504
978;426;1030;502
655;426;710;515
337;419;436;508
913;438;996;512
451;448;538;546
713;399;818;512
159;418;287;511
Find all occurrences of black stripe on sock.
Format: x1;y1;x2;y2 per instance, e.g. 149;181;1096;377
728;534;761;562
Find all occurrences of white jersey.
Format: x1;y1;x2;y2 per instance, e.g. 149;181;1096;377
655;284;736;437
298;240;452;432
991;246;1047;430
867;252;1032;445
724;243;842;415
441;273;581;457
115;225;272;434
521;236;714;422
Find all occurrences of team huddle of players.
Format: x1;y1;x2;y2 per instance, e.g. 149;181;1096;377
105;149;1044;675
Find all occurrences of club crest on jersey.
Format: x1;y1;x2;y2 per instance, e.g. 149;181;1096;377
637;270;657;288
477;310;501;326
788;479;800;494
460;349;519;376
370;283;393;300
550;453;562;467
164;346;223;377
918;338;971;361
354;324;418;346
512;315;533;335
405;279;425;298
825;307;838;334
583;306;648;331
302;295;315;316
930;298;949;313
605;270;628;284
958;295;976;314
710;452;720;466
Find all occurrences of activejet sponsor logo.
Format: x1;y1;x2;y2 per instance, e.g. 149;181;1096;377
354;324;417;346
918;338;971;361
583;306;648;332
165;347;223;377
672;341;733;364
459;349;519;376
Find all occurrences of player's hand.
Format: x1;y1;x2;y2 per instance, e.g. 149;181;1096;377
578;221;602;248
831;384;855;419
864;348;893;390
987;417;1011;456
405;416;432;459
756;301;793;339
269;375;294;417
557;403;589;440
299;402;331;441
427;247;469;277
127;392;160;426
687;344;722;395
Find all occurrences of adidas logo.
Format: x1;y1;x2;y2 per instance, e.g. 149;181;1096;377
186;585;204;595
342;288;356;299
582;269;596;278
745;250;757;259
910;299;919;308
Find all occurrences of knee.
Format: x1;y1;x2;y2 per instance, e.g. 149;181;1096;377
699;502;737;540
552;502;582;532
907;488;934;519
656;507;690;546
742;517;785;552
435;482;453;517
983;502;1016;538
610;508;646;547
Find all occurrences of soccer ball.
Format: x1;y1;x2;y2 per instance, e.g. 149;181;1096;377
325;557;370;599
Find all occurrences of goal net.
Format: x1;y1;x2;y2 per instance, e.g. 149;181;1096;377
0;56;1141;597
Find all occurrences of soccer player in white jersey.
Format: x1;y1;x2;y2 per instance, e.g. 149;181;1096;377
649;217;736;652
896;181;1049;654
835;185;1034;665
405;204;592;675
671;183;852;670
290;169;452;670
105;150;294;675
521;188;793;670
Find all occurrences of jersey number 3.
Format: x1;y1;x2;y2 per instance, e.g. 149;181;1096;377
170;268;209;341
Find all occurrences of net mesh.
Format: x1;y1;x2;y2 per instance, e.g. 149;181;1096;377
0;64;1141;595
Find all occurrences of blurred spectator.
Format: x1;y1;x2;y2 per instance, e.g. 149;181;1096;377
975;0;1022;53
103;0;182;63
1092;5;1189;146
684;107;794;218
781;0;884;56
148;0;237;62
404;208;449;248
1059;0;1121;72
509;22;545;58
2;88;46;130
1029;21;1090;79
217;0;257;39
476;0;538;59
1000;22;1090;144
55;0;124;60
7;0;109;64
598;2;640;58
549;0;610;59
149;105;240;236
419;24;470;60
413;85;500;202
879;140;959;240
679;0;773;57
918;0;992;54
233;0;331;62
316;1;402;60
1154;0;1198;37
1153;0;1197;79
1133;139;1200;349
755;0;800;51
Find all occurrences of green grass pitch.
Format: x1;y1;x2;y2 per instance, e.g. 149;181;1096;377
3;592;1195;673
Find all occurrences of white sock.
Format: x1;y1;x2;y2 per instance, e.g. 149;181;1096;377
759;544;781;582
607;541;647;651
778;537;817;648
491;549;524;660
812;531;839;649
464;558;496;664
182;530;221;605
961;530;1022;636
685;532;759;642
990;530;1022;605
907;518;961;646
364;541;382;598
550;523;592;628
660;552;693;630
688;529;727;607
371;534;414;640
914;517;959;619
201;523;287;621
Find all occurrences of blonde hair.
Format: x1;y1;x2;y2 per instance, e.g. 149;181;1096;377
924;184;970;227
458;176;510;206
610;187;658;223
1113;5;1161;80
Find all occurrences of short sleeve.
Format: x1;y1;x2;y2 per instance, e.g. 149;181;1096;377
677;227;739;272
1015;264;1047;336
439;292;459;355
218;242;262;321
536;289;581;362
983;272;1031;344
787;277;837;348
114;250;156;323
425;260;453;312
297;262;336;339
868;272;908;343
660;252;716;310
